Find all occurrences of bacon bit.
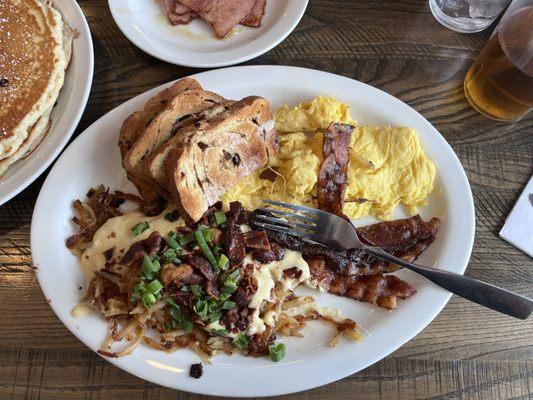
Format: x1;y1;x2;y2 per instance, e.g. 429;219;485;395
244;230;271;250
224;202;246;264
282;267;302;281
120;232;163;266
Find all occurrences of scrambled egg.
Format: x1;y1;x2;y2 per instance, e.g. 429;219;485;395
221;96;436;220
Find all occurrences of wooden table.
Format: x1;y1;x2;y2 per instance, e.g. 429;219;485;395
1;1;532;399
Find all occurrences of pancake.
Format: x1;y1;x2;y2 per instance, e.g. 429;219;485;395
0;0;70;164
0;106;53;176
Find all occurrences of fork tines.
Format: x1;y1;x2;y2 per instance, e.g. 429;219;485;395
253;200;322;242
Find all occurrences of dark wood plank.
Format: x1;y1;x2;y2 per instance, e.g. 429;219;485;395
0;0;531;398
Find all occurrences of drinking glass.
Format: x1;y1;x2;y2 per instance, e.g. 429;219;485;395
429;0;511;33
464;0;533;121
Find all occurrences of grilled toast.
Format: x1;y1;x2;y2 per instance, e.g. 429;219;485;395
164;96;278;222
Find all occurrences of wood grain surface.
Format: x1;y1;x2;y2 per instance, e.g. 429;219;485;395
1;0;532;399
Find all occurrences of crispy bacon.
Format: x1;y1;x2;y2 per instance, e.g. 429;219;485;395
254;212;439;276
244;230;271;250
120;232;164;266
252;241;285;263
306;257;416;310
330;274;416;310
186;254;216;280
224;202;246;264
317;122;353;219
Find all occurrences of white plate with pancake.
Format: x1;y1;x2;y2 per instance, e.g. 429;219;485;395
108;0;308;67
32;66;475;397
0;0;93;206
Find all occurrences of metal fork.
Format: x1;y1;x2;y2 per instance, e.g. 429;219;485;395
254;199;533;320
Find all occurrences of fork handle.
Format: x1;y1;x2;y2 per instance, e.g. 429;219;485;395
364;246;533;320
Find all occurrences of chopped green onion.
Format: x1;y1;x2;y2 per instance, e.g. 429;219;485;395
166;298;180;309
202;227;214;242
164;211;179;222
178;232;195;246
134;282;146;293
146;279;163;294
222;269;240;292
142;255;160;279
131;221;150;237
181;317;194;333
193;299;208;318
210;328;228;337
212;244;222;255
187;285;204;297
208;300;222;313
167;233;182;251
219;292;232;301
169;306;181;322
130;292;141;302
172;258;182;265
269;343;286;362
221;300;236;310
217;254;229;270
163;248;176;263
221;281;237;294
210;211;227;226
195;230;218;268
208;312;221;323
141;292;157;308
233;333;250;350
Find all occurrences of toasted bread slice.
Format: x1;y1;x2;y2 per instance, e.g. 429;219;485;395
165;96;278;222
118;78;202;202
123;89;228;184
143;101;234;193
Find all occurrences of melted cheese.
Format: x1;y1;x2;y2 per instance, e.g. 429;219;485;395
79;209;184;276
245;250;310;335
71;304;93;318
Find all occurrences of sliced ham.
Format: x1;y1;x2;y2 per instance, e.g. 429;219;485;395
180;0;256;38
162;0;198;25
240;0;266;27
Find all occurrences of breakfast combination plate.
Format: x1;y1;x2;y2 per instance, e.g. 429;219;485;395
32;66;475;397
108;0;308;67
0;0;93;206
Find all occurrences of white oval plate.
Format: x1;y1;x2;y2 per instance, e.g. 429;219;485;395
108;0;308;67
0;0;93;206
32;66;475;397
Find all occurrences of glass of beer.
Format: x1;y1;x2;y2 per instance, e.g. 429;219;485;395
464;0;533;121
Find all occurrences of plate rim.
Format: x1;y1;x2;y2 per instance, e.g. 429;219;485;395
0;0;94;206
107;0;308;68
31;65;475;397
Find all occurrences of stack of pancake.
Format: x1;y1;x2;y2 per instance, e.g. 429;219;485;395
0;0;73;176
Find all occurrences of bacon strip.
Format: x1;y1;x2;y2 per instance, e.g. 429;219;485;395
305;257;416;310
255;213;440;276
317;122;353;219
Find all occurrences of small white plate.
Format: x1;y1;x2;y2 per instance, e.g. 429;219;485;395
32;66;475;397
0;0;93;206
108;0;308;67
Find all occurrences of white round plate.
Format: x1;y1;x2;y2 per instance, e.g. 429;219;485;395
0;0;93;206
32;66;475;397
108;0;308;67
